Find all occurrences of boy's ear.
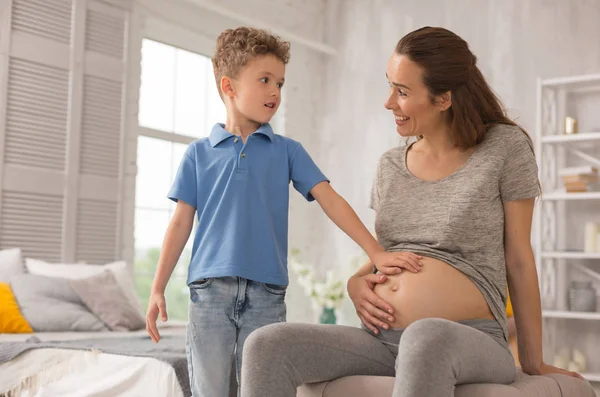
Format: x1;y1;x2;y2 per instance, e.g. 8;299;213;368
221;76;235;98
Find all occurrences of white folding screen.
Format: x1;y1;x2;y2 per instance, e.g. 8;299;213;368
0;0;131;264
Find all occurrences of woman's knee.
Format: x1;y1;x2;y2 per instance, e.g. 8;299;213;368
398;318;458;356
243;322;303;363
244;323;287;357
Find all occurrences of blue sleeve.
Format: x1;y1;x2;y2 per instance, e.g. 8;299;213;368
167;144;198;208
289;141;328;202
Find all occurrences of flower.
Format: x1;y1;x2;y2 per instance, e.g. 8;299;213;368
289;254;345;310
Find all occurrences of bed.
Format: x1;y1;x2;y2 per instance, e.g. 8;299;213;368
0;249;191;397
0;324;189;397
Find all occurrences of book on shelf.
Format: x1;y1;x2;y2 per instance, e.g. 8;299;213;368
564;181;600;193
562;174;599;183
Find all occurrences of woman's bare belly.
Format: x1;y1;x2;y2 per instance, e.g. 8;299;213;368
373;256;494;329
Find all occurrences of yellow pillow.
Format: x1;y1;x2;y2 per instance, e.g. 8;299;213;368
506;291;514;318
0;282;33;333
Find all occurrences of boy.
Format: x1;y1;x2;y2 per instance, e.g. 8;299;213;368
145;27;418;397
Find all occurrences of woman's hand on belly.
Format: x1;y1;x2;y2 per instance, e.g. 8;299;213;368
348;274;396;334
372;251;423;275
373;257;494;329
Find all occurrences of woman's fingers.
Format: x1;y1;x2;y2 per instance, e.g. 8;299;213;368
360;309;388;331
362;291;394;322
366;291;394;315
365;304;393;328
358;313;378;334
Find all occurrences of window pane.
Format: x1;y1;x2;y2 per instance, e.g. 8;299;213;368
138;39;225;138
139;39;176;132
134;209;169;259
173;48;225;138
136;137;173;209
174;49;208;137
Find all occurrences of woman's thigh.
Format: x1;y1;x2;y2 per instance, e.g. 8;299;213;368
242;323;396;385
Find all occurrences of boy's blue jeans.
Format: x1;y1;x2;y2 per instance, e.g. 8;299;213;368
186;276;287;397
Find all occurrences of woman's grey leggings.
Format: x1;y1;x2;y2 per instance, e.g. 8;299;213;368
240;318;516;397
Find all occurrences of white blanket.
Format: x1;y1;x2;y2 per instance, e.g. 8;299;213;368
0;323;187;397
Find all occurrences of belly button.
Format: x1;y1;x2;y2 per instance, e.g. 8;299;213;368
391;285;398;292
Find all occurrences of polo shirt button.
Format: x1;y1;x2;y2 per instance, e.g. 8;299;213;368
234;137;239;143
241;152;246;158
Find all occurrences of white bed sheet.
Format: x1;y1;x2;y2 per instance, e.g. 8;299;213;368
0;322;188;397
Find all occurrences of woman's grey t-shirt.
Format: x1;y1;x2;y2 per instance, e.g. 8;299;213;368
370;124;541;340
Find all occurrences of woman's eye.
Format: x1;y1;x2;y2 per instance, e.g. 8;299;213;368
260;77;269;83
398;89;407;97
277;82;283;88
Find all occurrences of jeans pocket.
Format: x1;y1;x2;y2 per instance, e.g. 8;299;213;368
189;278;214;290
262;282;287;295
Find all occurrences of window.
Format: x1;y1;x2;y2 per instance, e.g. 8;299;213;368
138;39;225;136
134;38;226;320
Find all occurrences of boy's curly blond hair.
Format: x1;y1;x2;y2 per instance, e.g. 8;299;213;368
212;27;290;96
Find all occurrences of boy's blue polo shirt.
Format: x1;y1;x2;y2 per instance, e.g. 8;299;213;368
168;123;328;286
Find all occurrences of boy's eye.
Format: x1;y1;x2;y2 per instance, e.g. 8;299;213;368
277;82;284;89
260;77;269;83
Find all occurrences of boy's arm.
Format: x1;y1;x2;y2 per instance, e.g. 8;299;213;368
147;200;195;343
310;182;422;273
151;201;196;294
310;182;381;259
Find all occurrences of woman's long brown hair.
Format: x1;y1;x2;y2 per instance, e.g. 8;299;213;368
396;26;533;152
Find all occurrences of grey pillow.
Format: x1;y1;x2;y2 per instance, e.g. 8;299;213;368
10;274;108;332
69;271;145;331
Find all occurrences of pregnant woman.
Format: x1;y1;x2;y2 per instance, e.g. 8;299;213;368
240;26;582;397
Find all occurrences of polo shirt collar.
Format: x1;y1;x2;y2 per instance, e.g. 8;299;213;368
209;123;274;147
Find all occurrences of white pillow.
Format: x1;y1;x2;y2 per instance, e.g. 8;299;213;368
0;248;24;283
25;258;142;315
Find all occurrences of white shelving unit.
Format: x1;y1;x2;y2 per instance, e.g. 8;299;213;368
535;73;600;383
542;310;600;321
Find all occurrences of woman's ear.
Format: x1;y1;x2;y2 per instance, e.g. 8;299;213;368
221;76;235;98
437;91;452;111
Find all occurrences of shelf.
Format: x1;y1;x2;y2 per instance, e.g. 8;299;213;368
541;132;600;146
542;310;600;320
542;252;600;259
542;191;600;200
542;74;600;87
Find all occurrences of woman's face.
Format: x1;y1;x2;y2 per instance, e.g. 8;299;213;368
384;53;448;137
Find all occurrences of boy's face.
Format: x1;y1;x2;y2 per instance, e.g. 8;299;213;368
228;54;285;124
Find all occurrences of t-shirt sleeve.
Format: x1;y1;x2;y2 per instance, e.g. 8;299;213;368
167;144;198;208
289;141;329;202
499;130;541;202
369;160;381;211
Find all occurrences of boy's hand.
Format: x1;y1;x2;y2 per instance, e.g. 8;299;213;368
372;251;423;275
146;292;168;343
